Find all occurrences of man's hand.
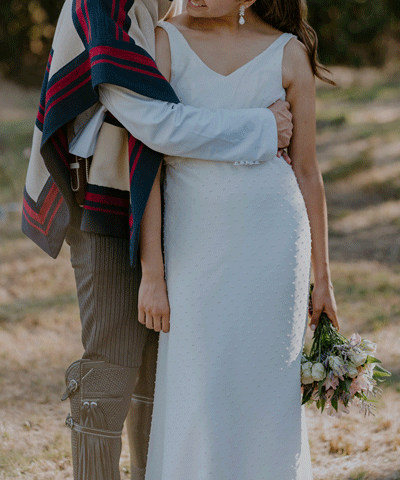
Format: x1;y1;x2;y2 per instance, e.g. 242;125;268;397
269;100;293;149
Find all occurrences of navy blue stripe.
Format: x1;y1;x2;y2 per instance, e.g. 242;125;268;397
122;0;135;36
84;201;129;214
80;209;130;238
90;52;162;76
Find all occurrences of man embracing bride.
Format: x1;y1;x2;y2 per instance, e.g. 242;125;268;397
22;0;337;477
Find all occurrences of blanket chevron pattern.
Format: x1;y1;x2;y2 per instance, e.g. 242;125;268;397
22;0;179;266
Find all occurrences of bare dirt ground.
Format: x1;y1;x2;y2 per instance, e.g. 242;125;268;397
0;66;400;480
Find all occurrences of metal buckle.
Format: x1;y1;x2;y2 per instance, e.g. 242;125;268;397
65;413;74;429
69;379;78;393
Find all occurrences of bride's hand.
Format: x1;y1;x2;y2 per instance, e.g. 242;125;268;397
309;280;340;332
138;272;170;333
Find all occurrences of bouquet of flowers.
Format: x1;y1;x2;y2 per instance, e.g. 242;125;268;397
301;284;391;417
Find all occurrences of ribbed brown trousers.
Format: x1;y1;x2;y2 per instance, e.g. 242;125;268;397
65;225;159;368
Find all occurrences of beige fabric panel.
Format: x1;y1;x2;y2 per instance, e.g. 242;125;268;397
48;0;85;79
88;123;130;191
25;125;51;202
128;0;184;57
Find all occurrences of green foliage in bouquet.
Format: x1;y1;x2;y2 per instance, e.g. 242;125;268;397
301;284;391;417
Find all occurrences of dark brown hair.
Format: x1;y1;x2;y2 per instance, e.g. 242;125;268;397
250;0;336;85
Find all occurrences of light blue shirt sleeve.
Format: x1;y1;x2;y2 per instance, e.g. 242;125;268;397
98;84;278;165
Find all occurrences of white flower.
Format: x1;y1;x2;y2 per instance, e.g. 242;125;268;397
360;339;377;354
311;362;326;382
301;362;314;384
350;333;361;347
328;355;347;380
349;351;368;367
346;363;359;378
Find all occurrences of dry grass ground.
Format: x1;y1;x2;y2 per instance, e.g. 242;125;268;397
0;65;400;479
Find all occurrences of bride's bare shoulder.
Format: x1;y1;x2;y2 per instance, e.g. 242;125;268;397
282;37;314;90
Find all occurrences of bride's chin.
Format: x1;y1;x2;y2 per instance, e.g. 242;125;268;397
187;0;208;11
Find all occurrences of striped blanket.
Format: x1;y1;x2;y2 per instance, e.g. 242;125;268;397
22;0;179;266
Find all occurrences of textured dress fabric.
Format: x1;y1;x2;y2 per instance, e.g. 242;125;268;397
145;21;313;480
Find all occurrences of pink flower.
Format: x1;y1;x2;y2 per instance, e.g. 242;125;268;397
311;386;320;401
323;371;340;390
325;388;334;402
350;374;371;395
349;377;362;395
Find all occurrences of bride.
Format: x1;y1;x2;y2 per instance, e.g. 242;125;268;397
138;0;339;478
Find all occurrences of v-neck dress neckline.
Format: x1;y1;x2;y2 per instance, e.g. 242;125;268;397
159;21;290;79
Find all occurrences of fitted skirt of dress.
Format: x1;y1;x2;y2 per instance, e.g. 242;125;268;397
145;155;313;480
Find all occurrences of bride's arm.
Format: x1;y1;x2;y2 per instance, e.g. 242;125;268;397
283;39;339;331
138;161;170;333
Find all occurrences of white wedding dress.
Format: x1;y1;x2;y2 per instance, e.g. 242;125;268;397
145;21;313;480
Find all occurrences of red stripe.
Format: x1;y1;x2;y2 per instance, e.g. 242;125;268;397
85;192;129;207
128;135;136;151
46;76;91;118
83;205;129;216
45;60;90;105
91;58;164;80
116;0;129;42
122;29;130;42
90;46;158;69
83;0;91;41
37;111;44;125
23;183;59;225
129;213;133;229
130;143;143;182
50;135;70;169
116;0;127;27
76;0;89;43
23;197;63;235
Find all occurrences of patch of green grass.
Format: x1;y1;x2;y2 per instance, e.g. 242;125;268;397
317;115;347;130
348;471;368;480
317;76;400;104
0;292;77;325
0;120;34;203
362;177;400;202
0;447;33;477
322;153;373;183
42;432;71;463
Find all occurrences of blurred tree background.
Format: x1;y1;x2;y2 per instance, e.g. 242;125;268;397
0;0;400;86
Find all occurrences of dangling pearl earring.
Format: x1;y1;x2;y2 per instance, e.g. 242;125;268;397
239;5;245;25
